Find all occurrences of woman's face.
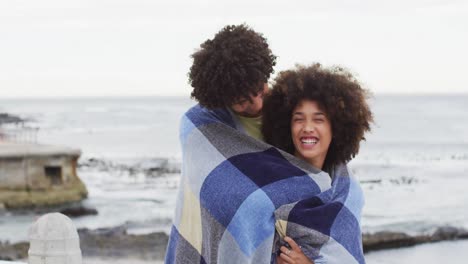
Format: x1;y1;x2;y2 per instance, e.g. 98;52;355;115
291;99;332;169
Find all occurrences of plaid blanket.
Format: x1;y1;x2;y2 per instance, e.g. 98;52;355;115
165;105;365;264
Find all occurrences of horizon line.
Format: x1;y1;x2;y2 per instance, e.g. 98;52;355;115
0;91;467;100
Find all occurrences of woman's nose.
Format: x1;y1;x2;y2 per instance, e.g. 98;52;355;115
303;121;315;132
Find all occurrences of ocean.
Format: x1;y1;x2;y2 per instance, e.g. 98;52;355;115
1;95;467;262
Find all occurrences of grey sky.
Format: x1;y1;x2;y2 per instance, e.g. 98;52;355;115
0;0;467;97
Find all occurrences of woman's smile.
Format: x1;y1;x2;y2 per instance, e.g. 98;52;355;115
299;136;319;149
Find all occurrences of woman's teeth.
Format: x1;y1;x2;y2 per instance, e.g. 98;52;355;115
301;138;318;144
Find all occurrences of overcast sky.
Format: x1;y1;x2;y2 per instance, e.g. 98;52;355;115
0;0;467;97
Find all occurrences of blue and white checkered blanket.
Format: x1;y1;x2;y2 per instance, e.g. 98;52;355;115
165;105;365;264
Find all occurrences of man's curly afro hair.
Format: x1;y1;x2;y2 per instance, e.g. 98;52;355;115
189;24;277;109
262;64;373;172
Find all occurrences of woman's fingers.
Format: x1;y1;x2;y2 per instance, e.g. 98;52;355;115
280;246;292;255
281;237;315;264
279;252;294;264
280;246;294;263
276;256;286;264
285;236;302;252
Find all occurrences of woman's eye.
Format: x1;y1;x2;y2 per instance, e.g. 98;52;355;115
293;118;304;122
315;119;324;123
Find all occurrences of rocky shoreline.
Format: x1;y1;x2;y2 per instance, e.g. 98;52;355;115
0;113;26;125
2;225;468;261
0;225;168;261
362;226;468;252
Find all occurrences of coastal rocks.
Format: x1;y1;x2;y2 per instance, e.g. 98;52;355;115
59;205;98;217
362;226;468;252
363;231;417;251
2;225;468;261
0;113;25;125
78;226;169;260
432;226;468;240
0;241;28;261
0;226;169;261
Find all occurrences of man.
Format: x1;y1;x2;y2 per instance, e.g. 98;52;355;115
188;24;277;140
165;24;278;264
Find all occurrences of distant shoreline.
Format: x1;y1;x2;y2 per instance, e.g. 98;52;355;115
1;93;468;101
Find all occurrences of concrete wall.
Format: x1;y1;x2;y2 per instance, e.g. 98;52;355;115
0;157;27;190
0;143;87;208
0;155;80;191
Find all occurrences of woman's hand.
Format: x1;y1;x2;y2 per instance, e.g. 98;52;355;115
276;236;314;264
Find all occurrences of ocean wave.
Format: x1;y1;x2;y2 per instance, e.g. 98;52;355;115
78;157;181;176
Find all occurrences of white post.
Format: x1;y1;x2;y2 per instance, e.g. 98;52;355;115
28;213;82;264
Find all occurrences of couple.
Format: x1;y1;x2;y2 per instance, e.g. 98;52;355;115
165;24;373;264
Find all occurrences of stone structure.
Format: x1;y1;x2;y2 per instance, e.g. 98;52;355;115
28;213;82;264
0;142;87;209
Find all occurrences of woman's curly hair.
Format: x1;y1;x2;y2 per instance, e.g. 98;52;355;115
262;64;373;172
189;24;277;109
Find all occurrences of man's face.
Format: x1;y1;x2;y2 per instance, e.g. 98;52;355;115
230;83;268;118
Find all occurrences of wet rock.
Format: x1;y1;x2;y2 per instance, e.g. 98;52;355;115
78;226;169;260
1;226;169;261
363;226;468;252
0;241;28;260
0;113;25;125
432;226;468;240
60;206;98;217
360;179;382;184
363;231;418;252
139;158;180;176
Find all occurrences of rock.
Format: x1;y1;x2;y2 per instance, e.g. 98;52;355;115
78;226;169;260
363;231;419;252
80;226;127;237
363;226;468;253
432;226;468;240
60;206;98;217
0;113;25;125
0;241;29;260
1;226;169;261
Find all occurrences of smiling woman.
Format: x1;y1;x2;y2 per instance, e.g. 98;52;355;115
262;63;373;263
262;63;373;173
